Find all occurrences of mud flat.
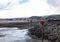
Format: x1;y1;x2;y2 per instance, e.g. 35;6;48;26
0;22;29;28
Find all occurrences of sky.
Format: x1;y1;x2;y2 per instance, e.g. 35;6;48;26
0;0;60;18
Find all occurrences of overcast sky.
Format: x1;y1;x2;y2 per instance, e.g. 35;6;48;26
0;0;60;18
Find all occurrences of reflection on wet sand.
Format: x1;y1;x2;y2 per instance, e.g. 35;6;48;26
0;27;32;42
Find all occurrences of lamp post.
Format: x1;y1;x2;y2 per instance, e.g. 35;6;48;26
39;20;46;42
28;19;32;29
29;19;32;28
27;20;29;28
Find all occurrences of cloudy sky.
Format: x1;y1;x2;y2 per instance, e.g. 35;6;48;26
0;0;60;18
